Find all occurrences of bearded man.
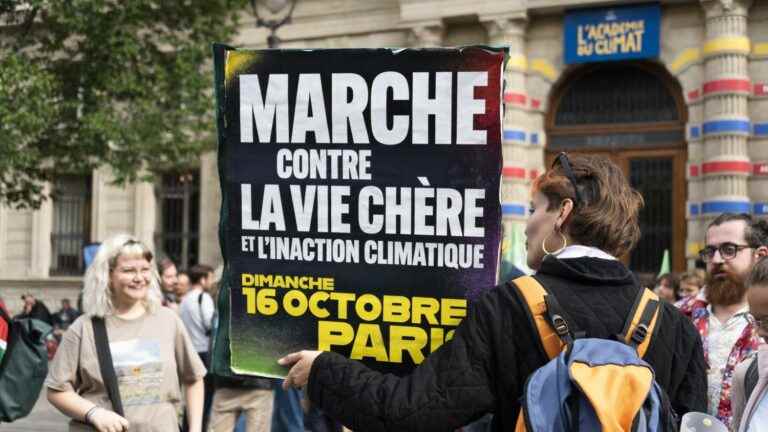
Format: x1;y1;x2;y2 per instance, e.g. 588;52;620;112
694;213;768;427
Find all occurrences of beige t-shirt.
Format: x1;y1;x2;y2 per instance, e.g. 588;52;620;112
45;307;207;432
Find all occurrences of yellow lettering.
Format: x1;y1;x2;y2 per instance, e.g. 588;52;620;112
242;274;254;287
412;297;439;325
329;292;355;319
317;321;354;351
355;294;382;322
242;287;257;314
308;291;330;318
440;298;466;326
350;324;388;361
283;289;308;317
389;325;427;364
382;295;410;323
256;288;278;315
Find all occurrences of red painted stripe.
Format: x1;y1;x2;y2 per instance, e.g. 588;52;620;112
503;167;526;179
689;165;699;177
504;92;527;106
531;99;541;109
688;89;700;100
702;79;751;95
755;83;768;96
702;161;752;174
754;162;768;176
530;169;540;180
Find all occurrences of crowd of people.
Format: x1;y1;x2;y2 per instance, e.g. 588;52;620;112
4;153;768;431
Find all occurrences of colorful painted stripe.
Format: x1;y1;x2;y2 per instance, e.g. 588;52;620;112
688;89;700;101
753;42;768;57
754;123;768;136
529;59;558;81
689;125;701;140
703;36;751;57
502;167;526;179
703;79;751;95
530;133;539;145
531;99;541;110
754;83;768;97
755;203;768;215
669;48;701;74
701;200;751;214
689;164;699;177
754;162;768;176
689;203;700;216
503;130;527;142
702;161;752;175
504;92;527;106
530;169;540;180
502;203;527;216
687;242;704;257
507;54;528;72
702;120;751;135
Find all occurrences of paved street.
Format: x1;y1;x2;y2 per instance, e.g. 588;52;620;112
0;391;67;432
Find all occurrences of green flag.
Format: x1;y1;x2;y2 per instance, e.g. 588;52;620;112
658;249;670;277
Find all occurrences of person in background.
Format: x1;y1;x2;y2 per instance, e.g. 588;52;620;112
731;256;768;431
655;273;680;303
180;264;216;431
675;270;706;309
177;270;191;301
691;213;768;427
45;234;206;432
52;298;81;342
159;257;180;312
17;293;54;326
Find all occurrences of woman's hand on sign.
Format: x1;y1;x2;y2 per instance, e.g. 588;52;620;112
279;350;322;390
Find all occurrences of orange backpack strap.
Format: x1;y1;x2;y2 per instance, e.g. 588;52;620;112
620;288;661;358
511;276;565;360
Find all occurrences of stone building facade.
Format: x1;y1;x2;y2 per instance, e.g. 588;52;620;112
2;0;767;314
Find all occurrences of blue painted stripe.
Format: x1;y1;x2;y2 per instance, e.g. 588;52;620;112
754;123;768;136
502;204;527;216
701;201;752;214
755;203;768;215
702;120;751;135
689;126;701;139
530;133;539;145
689;203;700;216
503;130;527;142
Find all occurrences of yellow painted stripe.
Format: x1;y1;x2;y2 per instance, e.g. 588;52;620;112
703;36;751;57
507;54;528;72
753;42;768;57
225;51;256;82
669;48;701;74
530;59;558;81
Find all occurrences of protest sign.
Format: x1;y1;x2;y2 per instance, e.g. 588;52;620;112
213;44;505;377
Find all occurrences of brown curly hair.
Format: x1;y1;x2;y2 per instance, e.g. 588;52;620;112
532;154;644;257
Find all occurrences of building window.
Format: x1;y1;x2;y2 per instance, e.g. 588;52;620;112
156;171;199;269
51;175;92;275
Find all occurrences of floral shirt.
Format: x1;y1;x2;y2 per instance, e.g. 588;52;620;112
692;303;760;427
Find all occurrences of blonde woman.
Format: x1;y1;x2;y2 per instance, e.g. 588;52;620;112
46;234;207;432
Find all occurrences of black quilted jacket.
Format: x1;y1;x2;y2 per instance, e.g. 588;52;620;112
307;256;707;431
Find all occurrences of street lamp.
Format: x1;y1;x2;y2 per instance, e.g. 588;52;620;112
250;0;298;48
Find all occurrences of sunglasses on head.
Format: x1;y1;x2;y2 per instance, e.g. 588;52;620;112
551;152;583;208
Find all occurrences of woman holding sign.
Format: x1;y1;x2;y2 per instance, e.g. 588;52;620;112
45;234;207;432
280;154;706;431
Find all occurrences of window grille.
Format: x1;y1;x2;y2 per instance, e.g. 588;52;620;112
51;175;92;275
156;171;200;269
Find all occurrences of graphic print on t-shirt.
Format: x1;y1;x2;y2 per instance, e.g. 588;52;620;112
110;339;163;406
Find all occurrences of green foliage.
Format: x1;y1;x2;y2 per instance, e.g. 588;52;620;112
0;0;246;208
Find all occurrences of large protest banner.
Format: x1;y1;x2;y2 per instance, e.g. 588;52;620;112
213;44;506;377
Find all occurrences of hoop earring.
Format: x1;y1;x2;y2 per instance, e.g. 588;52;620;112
542;231;568;255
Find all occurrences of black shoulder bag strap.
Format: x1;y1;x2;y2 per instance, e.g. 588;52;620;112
91;317;125;416
745;353;760;402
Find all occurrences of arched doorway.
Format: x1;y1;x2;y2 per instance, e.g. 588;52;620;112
546;62;687;275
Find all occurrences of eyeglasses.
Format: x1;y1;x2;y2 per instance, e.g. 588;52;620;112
551;152;582;208
698;242;754;262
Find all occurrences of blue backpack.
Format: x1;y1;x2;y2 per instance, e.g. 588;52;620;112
511;276;677;432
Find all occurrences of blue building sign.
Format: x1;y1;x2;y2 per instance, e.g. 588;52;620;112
564;3;660;64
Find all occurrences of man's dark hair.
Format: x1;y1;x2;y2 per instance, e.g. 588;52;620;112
188;264;214;285
747;256;768;287
708;213;768;247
